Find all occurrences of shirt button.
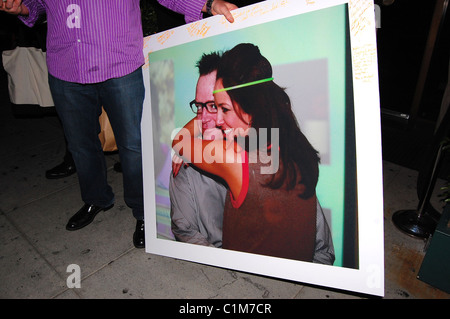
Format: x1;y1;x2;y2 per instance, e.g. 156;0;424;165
77;39;81;42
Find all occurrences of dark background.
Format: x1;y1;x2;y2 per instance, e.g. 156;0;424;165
375;0;450;191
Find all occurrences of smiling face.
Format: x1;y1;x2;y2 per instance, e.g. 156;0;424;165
195;71;218;132
213;78;252;133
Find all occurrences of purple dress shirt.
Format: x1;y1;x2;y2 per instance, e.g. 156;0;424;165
157;0;205;23
20;0;144;84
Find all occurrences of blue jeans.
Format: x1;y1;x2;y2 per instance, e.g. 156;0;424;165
48;68;144;220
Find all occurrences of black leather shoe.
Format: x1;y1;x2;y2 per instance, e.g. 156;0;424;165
133;220;145;248
46;161;76;179
66;203;113;231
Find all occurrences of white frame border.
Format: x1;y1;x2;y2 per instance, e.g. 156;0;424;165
141;0;384;297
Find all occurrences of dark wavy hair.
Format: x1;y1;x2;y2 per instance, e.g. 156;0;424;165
216;43;320;199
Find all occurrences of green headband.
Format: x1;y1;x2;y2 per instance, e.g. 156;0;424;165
213;77;274;94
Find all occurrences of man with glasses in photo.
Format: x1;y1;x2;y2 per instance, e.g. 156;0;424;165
169;52;227;248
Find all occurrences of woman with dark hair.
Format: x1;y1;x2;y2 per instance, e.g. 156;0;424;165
172;43;322;262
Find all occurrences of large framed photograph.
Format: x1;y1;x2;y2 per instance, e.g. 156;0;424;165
142;0;384;296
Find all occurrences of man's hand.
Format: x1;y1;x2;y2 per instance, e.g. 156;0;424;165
172;154;187;178
206;0;238;23
0;0;29;15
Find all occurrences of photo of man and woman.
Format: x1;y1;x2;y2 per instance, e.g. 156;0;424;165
147;2;353;267
142;0;383;296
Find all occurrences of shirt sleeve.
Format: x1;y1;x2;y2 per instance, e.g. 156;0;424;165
312;200;336;265
19;0;46;27
169;166;213;246
157;0;205;23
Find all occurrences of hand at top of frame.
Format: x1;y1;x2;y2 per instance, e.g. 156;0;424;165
0;0;29;15
207;0;238;23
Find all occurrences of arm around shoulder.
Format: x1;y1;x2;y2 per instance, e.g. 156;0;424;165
172;118;243;200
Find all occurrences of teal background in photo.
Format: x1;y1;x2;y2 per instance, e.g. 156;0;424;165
148;4;350;267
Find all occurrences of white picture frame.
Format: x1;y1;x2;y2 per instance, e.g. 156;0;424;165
141;0;384;297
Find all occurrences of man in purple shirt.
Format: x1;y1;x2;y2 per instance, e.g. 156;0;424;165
1;0;147;248
0;0;241;249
